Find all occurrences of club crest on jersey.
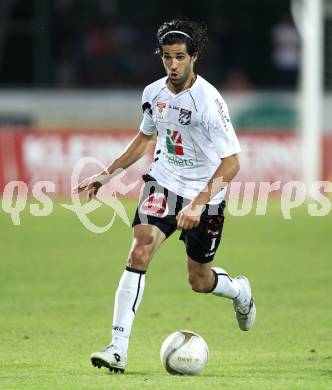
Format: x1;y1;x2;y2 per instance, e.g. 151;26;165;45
156;101;167;119
178;108;191;125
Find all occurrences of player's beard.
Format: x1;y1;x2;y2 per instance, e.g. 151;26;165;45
168;63;192;89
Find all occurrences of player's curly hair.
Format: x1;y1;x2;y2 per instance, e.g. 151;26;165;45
155;18;208;58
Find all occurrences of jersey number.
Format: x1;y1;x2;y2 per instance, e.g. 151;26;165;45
210;238;217;251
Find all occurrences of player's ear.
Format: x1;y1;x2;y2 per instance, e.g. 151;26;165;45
191;53;198;64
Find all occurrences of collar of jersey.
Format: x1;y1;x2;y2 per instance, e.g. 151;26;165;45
164;74;200;97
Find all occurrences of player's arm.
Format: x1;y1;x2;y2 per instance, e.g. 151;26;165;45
105;131;156;174
75;131;156;198
176;154;239;230
192;154;240;206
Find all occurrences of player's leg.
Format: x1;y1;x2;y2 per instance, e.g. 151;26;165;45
187;256;256;331
111;224;166;349
181;205;256;331
127;223;166;270
91;224;166;372
187;258;215;292
187;257;241;297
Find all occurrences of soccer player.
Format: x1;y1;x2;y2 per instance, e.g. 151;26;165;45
76;18;256;373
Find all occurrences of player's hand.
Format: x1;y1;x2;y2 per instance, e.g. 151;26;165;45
85;182;102;201
176;203;204;230
73;173;109;201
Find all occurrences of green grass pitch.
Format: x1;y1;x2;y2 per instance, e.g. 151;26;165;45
0;199;331;389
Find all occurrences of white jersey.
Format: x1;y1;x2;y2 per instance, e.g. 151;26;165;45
139;75;241;204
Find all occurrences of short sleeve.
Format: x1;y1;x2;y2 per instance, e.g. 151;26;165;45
139;87;157;135
205;95;241;158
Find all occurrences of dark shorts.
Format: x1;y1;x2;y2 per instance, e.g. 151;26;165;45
132;174;226;263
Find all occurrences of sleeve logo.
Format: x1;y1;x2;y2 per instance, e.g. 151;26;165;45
215;99;230;130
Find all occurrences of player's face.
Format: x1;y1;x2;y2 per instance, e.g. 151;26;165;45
161;43;197;91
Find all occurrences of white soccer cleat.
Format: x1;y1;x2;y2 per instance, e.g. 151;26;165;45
90;344;127;373
233;276;256;331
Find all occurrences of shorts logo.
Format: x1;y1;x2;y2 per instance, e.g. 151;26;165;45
156;101;167;119
166;129;184;156
178;108;191;125
139;192;169;218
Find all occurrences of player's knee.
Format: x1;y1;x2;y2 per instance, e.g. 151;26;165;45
128;245;151;269
188;273;210;293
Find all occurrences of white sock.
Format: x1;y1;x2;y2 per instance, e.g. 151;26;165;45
211;267;241;299
111;267;145;352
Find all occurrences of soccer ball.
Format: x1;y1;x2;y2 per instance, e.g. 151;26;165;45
160;330;209;375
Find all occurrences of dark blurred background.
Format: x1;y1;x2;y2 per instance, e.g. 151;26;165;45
0;0;331;197
0;0;303;90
